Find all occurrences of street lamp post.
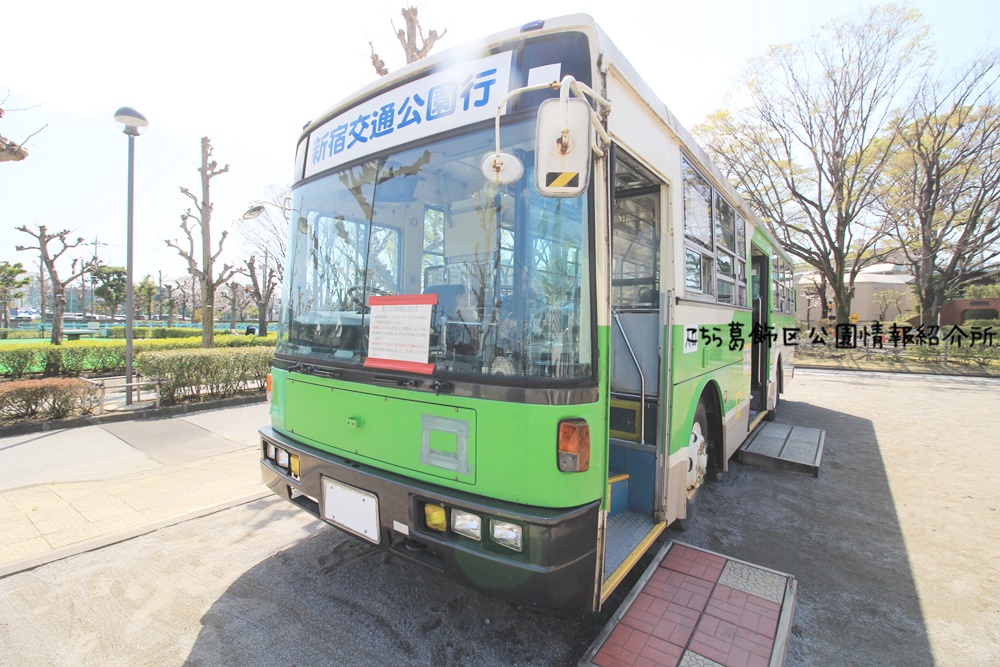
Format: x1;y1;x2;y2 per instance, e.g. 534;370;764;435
114;106;148;406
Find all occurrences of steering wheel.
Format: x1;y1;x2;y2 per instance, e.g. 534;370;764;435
346;285;392;311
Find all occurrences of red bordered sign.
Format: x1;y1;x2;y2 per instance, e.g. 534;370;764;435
363;294;438;374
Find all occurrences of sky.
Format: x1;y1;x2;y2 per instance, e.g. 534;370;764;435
2;0;998;291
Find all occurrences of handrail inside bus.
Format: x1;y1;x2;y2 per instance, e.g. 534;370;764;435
612;308;646;444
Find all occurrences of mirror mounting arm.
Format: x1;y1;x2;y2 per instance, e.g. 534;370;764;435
480;76;612;187
556;76;611;156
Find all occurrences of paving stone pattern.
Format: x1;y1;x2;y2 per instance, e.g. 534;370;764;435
717;561;786;605
591;543;788;667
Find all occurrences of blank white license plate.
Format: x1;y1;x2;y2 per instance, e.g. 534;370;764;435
321;478;380;544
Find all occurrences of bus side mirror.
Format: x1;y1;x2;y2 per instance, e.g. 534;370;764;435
535;97;593;198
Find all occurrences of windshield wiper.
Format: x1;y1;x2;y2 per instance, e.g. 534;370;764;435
288;363;343;379
371;375;424;388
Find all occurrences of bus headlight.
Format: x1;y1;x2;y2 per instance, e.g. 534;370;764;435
451;510;482;541
275;448;290;469
490;519;523;552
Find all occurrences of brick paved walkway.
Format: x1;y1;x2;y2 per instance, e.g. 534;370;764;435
582;542;795;667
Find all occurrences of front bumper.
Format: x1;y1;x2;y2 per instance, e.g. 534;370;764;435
259;426;600;610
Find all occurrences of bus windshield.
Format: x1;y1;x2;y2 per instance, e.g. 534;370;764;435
279;119;593;382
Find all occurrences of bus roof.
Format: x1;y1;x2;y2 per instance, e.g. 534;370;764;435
298;13;792;264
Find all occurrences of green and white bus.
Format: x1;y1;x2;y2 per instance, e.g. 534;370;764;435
260;14;795;611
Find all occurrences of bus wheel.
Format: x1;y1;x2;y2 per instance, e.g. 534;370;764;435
678;403;710;531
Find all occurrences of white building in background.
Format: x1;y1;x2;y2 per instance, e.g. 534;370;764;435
795;263;916;325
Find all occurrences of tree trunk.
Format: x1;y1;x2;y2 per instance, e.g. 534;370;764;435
50;290;65;345
201;137;216;348
817;274;830;321
920;289;943;328
201;283;214;347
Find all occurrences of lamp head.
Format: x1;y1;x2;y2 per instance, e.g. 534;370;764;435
243;205;266;220
113;106;148;136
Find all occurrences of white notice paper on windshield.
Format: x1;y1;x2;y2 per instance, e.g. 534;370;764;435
364;294;437;374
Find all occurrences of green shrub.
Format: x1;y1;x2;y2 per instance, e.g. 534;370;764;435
0;345;45;378
107;326;154;339
0;329;41;340
0;335;277;378
58;345;97;374
134;347;273;405
214;332;279;348
150;327;203;339
957;319;1000;331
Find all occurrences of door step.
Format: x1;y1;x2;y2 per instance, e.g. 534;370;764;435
738;422;825;477
609;473;630;517
604;511;657;580
581;541;796;667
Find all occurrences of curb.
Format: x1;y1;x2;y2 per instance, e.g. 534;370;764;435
0;393;269;438
0;491;273;580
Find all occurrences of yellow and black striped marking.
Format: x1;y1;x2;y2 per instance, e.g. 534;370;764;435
545;172;580;188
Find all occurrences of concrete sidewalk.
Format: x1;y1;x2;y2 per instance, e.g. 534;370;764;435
0;403;271;576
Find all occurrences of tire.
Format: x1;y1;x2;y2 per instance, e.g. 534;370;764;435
677;402;710;532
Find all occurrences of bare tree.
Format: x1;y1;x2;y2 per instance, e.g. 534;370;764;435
173;279;192;323
237;185;288;284
166;137;239;347
162;283;176;327
880;53;1000;326
244;255;278;335
369;6;447;76
0;97;48;163
235;284;254;323
873;289;907;321
15;225;94;350
696;5;931;323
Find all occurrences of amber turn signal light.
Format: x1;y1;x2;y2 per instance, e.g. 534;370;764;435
557;419;590;472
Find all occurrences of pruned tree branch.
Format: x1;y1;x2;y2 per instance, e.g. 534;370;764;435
369;5;446;75
164;137;232;346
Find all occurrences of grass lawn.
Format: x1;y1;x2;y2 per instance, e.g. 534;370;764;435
0;337;53;345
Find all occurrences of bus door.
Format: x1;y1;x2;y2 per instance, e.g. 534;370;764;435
750;247;769;419
604;149;665;591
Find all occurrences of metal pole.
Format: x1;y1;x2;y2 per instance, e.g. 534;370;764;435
125;132;136;405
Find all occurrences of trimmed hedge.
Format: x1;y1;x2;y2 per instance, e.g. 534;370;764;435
0;378;103;421
0;329;45;340
134;347;273;405
0;333;277;378
151;327;206;339
107;325;256;339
